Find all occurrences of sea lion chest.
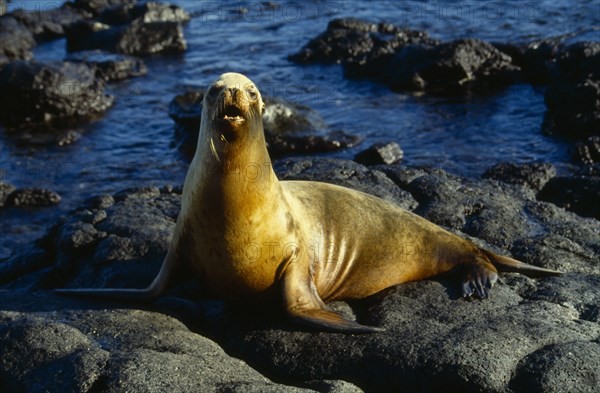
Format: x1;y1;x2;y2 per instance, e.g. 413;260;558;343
178;177;296;300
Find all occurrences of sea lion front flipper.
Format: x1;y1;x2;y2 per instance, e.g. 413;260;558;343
282;262;384;334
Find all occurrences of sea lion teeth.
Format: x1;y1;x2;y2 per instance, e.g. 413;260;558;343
56;72;561;333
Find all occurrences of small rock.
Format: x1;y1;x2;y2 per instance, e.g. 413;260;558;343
354;142;404;165
482;162;556;192
6;188;61;207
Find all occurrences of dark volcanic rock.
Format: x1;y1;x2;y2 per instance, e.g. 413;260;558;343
482;161;556;192
354;142;404;165
574;136;600;165
2;159;599;392
11;2;91;42
0;15;35;67
72;0;137;17
169;90;362;158
98;1;190;25
289;18;435;65
381;39;521;95
0;181;16;207
291;19;520;95
542;78;600;139
511;340;600;392
66;1;189;56
66;50;147;81
5;188;61;207
0;60;114;129
67;19;187;55
538;175;600;220
0;301;314;393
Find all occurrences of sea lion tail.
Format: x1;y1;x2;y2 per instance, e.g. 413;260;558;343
55;250;177;301
481;249;562;277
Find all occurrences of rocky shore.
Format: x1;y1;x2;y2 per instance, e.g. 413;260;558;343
1;158;599;392
1;4;599;393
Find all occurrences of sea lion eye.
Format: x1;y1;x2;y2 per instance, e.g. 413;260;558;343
207;85;221;100
247;87;258;101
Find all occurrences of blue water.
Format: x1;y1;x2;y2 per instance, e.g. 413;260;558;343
1;0;599;258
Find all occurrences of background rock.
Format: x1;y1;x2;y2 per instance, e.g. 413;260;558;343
0;15;35;67
0;60;114;129
65;1;189;56
66;50;147;81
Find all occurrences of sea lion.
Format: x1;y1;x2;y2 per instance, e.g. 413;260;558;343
58;72;561;333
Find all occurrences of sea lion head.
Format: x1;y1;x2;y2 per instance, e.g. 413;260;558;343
202;72;265;141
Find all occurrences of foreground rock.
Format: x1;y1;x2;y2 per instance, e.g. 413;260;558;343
0;296;320;392
0;15;35;67
66;1;189;56
169;90;362;158
1;158;598;392
0;60;114;130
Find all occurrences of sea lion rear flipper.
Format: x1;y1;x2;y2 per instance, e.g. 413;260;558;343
282;262;383;333
481;249;562;277
55;249;180;301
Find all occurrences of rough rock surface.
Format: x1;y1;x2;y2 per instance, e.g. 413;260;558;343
0;297;319;393
482;161;556;192
354;142;404;166
289;18;436;65
169;90;362;158
0;181;16;207
1;159;598;392
65;1;189;56
291;18;520;95
0;15;35;67
379;39;521;95
574;136;600;165
0;60;114;129
538;175;600;220
10;2;91;41
5;188;61;207
542;78;600;139
66;50;148;81
72;0;137;17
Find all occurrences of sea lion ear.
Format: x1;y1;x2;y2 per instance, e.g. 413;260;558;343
261;102;266;114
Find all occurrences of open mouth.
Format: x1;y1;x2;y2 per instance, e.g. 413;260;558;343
219;105;245;124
